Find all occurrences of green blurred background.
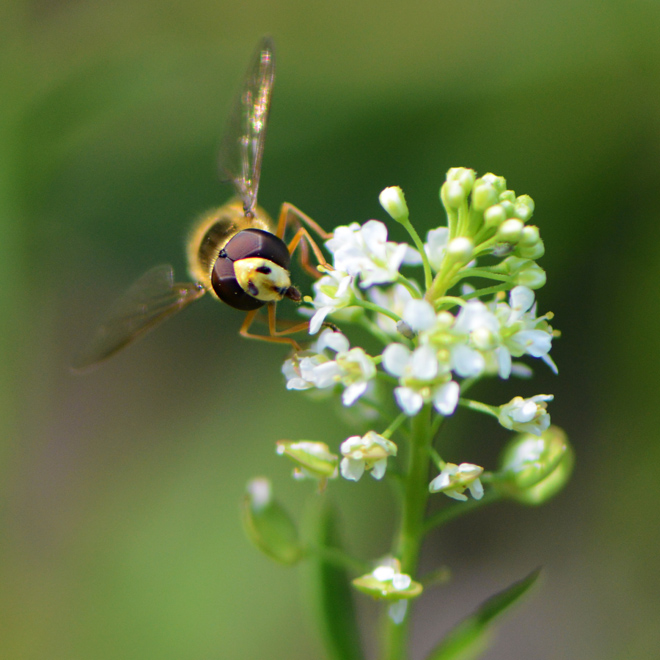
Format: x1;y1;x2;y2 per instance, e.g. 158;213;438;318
1;0;659;658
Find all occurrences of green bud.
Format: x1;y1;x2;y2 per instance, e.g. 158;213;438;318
441;180;468;209
471;181;499;212
484;204;507;229
499;200;515;218
516;237;545;260
276;440;338;484
496;218;524;243
379;186;409;223
480;173;507;195
352;560;423;602
499;190;516;203
446;236;474;264
498;256;546;289
446;167;476;192
496;426;574;505
519;225;540;247
514;195;535;222
242;478;303;564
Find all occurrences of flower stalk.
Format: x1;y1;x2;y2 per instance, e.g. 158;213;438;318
244;168;570;660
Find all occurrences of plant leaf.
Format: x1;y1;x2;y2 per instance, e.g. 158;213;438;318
425;568;541;660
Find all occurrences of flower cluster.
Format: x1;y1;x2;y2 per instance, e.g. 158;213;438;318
245;169;571;632
284;169;557;442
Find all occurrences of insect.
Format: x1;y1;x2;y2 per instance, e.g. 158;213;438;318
73;37;332;372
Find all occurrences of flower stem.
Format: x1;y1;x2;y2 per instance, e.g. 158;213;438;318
399;219;433;291
382;405;432;660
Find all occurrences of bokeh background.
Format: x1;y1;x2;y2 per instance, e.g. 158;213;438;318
1;1;659;658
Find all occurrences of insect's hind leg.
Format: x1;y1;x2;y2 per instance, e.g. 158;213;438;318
276;203;333;278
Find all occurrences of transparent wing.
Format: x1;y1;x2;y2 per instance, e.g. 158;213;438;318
72;265;205;372
218;36;275;216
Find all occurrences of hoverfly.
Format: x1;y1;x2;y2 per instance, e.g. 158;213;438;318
73;37;332;372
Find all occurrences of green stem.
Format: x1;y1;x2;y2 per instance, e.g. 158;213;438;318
382;405;432;660
462;282;510;300
458;398;499;418
423;491;500;535
396;273;423;299
353;299;402;323
305;544;369;573
399;218;433;291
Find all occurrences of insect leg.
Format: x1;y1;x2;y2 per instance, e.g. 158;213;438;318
275;203;333;278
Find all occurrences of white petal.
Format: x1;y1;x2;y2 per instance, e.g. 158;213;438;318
468;479;484;500
361;220;388;251
342;381;368;406
340;457;365;481
444;489;468;502
451;344;485;377
403;246;423;265
309;307;331;335
509;286;535;320
394;387;424;416
433;381;459;416
411;345;438;380
403;299;436;332
388;600;408;625
373;566;396;581
318;330;350;354
392;573;411;590
497;347;512;379
371;458;388;480
382;343;411;377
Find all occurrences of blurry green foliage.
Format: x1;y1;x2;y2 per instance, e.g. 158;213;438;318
2;0;660;658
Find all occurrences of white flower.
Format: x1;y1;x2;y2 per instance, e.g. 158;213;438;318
336;347;377;406
326;220;408;288
429;462;484;501
282;331;375;406
340;431;397;481
306;269;357;334
276;440;339;483
383;343;459;417
498;394;553;436
369;284;416;336
493;286;557;377
352;557;422;624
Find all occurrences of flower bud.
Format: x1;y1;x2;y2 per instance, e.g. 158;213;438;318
499;199;515;218
496;218;524;243
446;236;474;265
498;394;553;436
480;172;507;195
441;180;468;209
471;181;499;212
352;558;423;602
496;426;573;505
379;186;410;223
514;195;535;222
429;462;484;501
518;224;540;247
446;167;476;191
483;204;507;229
499;190;516;203
497;256;546;289
276;440;338;484
242;478;303;564
516;237;545;260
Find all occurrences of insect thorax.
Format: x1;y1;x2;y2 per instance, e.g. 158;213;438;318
186;197;273;289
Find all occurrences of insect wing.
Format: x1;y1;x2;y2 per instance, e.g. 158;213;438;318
218;36;275;216
72;265;205;371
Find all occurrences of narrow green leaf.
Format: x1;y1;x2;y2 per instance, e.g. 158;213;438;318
426;568;541;660
304;497;365;660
